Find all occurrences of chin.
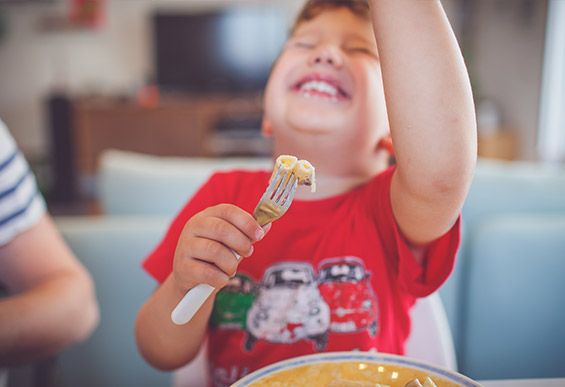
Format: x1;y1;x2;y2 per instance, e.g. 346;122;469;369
287;113;351;135
292;125;336;135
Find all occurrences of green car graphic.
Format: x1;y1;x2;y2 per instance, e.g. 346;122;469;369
211;274;256;330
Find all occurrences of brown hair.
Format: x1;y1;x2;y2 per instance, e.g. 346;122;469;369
290;0;370;35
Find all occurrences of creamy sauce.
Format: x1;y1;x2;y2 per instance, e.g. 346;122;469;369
248;361;454;387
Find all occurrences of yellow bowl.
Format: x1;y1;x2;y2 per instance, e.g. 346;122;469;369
232;352;480;387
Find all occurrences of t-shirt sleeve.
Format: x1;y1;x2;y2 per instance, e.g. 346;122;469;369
142;173;225;284
366;166;461;298
0;120;46;246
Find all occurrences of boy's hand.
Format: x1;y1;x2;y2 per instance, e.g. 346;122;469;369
172;204;268;293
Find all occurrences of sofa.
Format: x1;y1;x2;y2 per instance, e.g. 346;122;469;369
444;160;565;380
54;216;172;387
52;150;565;384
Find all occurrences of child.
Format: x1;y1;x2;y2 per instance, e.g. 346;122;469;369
135;0;476;386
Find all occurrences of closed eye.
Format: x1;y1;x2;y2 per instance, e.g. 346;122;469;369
293;41;315;49
346;46;378;59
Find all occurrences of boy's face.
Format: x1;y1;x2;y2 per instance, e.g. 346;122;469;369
263;8;388;156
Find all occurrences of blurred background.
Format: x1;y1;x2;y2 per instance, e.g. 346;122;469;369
0;0;299;213
1;1;565;386
0;0;561;213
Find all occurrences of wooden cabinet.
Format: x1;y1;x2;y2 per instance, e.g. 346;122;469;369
72;94;264;175
478;131;518;161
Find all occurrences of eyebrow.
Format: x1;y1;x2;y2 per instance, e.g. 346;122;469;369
344;34;376;47
291;30;375;45
290;30;319;39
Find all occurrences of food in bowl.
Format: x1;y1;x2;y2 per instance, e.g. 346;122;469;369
232;352;481;387
246;361;448;387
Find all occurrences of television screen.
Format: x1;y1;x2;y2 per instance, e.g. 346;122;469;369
153;7;287;94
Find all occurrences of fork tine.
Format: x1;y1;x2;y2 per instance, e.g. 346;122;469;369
279;175;298;209
265;167;282;195
271;170;291;201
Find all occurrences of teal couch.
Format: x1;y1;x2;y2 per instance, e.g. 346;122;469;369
53;151;565;383
54;216;171;387
444;160;565;379
461;214;565;380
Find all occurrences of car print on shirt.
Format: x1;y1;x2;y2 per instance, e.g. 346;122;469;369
210;274;256;330
318;256;379;337
245;262;330;351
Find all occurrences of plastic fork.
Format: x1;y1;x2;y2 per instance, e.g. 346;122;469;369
171;166;298;325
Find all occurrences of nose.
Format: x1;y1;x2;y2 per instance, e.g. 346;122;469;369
309;44;343;68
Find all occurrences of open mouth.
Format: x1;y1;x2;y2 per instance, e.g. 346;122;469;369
292;74;351;101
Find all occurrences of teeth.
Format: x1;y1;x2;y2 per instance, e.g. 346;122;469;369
300;80;338;97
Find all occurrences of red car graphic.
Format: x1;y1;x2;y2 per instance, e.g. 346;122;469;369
318;256;379;337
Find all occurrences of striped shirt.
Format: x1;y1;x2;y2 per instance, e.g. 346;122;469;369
0;120;45;246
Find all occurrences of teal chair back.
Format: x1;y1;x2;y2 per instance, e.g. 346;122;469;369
440;160;565;360
55;216;171;387
98;150;271;216
459;214;565;380
462;160;565;227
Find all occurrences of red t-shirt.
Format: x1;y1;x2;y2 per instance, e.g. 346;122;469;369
143;167;460;387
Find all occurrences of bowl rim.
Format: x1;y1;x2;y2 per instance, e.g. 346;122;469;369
232;351;481;387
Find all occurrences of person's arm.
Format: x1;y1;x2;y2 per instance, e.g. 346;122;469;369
135;204;266;370
0;215;99;366
370;0;477;246
135;274;214;370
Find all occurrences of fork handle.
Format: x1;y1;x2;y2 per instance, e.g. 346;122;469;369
171;251;241;325
171;284;215;325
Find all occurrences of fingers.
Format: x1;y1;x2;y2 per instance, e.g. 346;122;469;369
203;204;265;243
192;217;254;258
188;238;241;277
194;204;264;257
262;222;272;234
174;257;230;290
173;204;269;292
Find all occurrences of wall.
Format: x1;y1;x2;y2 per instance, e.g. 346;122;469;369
467;0;547;160
0;0;546;161
0;0;301;159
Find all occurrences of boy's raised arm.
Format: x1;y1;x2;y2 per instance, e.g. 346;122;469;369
370;0;477;245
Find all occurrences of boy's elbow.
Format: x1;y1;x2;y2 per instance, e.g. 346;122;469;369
401;160;475;206
430;145;477;199
433;165;474;198
424;169;474;211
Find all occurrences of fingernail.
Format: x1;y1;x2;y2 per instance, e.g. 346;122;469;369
248;245;254;257
255;228;265;241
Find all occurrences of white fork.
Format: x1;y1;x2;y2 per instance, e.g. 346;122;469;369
171;167;298;325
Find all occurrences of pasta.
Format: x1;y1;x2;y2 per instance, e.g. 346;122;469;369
248;362;448;387
274;155;316;192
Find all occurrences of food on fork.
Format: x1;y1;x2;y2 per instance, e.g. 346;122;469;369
274;155;316;192
275;154;298;171
294;159;316;192
171;155;309;325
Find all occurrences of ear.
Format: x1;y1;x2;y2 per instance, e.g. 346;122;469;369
377;135;394;156
261;117;273;137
